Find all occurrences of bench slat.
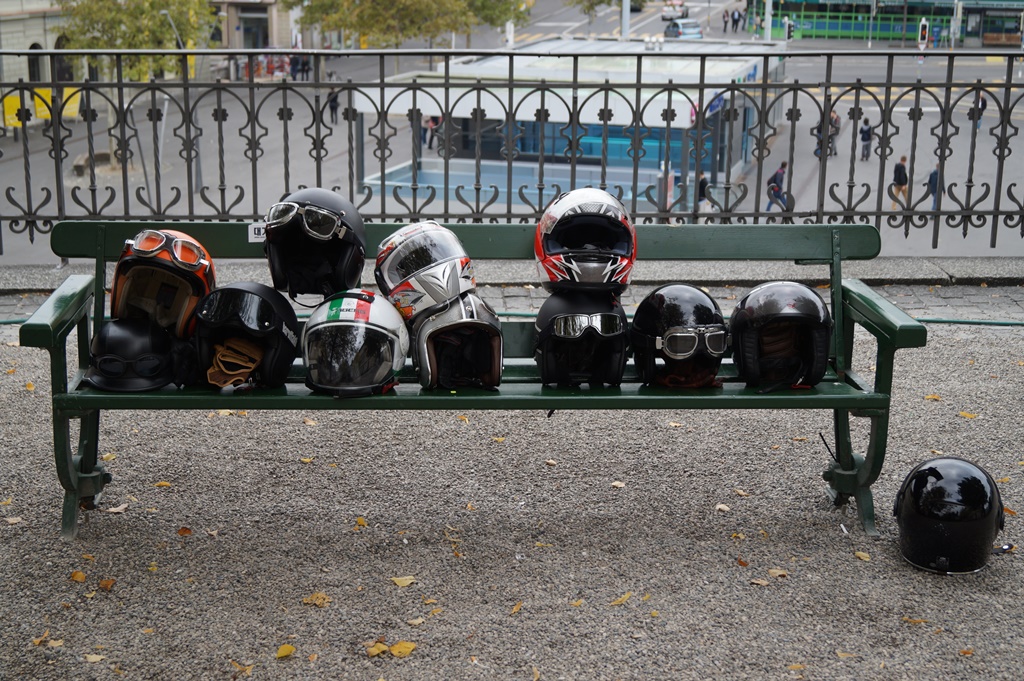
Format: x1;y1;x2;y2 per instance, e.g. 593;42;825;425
50;221;880;262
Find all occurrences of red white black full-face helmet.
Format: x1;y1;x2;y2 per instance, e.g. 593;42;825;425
411;292;502;389
374;221;476;325
111;228;216;340
302;289;410;398
535;188;636;294
631;284;727;388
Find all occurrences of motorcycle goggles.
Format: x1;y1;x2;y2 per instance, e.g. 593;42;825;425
550;312;624;339
264;202;349;241
645;325;728;359
197;288;296;344
304;323;400;394
379;229;468;290
91;353;168;379
126;230;209;271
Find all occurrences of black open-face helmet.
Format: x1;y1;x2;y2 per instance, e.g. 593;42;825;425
894;457;1005;574
729;281;832;392
534;291;628;387
631;284;727;388
261;187;367;298
84;318;176;392
411;292;502;389
195;282;300;388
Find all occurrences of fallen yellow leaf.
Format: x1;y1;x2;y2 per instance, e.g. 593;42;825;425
5;517;22;525
715;503;730;512
84;654;105;663
100;452;117;461
609;592;632;606
428;607;443;617
302;592;332;608
229;659;254;676
422;596;437;604
995;477;1010;484
276;644;296;659
153;481;171;488
734;489;750;497
391;576;416;587
366;642;388;657
750;578;770;586
924;394;942;401
303;418;317;426
1004;507;1018;516
641;593;651;602
902;617;929;624
0;498;11;506
768;568;788;579
70;570;86;583
510;601;523;615
177;527;192;536
105;503;128;514
407;617;425;626
836;651;857;659
299;457;314;464
456;415;469;423
667;421;682;428
148;562;158;572
142;628;154;634
467;502;476;511
5;367;14;375
308;653;317;663
533;666;540;681
959;411;978;419
99;578;116;591
390;641;416;658
759;529;769;539
544;459;557;466
959;648;973;656
737;557;749;567
25;382;35;391
610;481;626;488
84;591;96;599
787;664;806;671
792;437;808;441
355;516;367;527
492;436;505;443
31;630;49;646
570;599;583;607
855;551;871;561
650;610;659;617
47;639;63;648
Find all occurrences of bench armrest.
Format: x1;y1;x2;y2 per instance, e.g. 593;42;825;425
20;275;96;350
841;278;927;350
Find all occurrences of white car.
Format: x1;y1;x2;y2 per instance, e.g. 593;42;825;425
661;2;689;20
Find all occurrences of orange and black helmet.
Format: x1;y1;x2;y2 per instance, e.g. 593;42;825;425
110;228;216;339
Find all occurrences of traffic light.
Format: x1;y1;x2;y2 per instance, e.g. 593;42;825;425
786;19;795;41
918;18;930;50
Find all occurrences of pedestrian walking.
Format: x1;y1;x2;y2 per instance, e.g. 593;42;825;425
327;90;339;124
766;161;788;211
427;116;441;149
859;118;872;161
697;170;710;213
731;9;741;32
974;92;987;130
828;111;841;157
723;10;729;32
892;155;908;209
927;163;943;210
300;57;311;82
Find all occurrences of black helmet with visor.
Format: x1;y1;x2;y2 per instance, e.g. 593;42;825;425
534;291;628;387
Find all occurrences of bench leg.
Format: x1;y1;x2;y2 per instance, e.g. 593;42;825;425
823;408;887;537
53;408;106;539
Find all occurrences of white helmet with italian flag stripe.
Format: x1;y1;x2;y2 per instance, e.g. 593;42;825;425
302;289;409;397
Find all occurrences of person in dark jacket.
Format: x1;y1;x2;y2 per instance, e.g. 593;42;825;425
892;155;908;210
859;118;872;161
766;161;788;211
927;163;942;210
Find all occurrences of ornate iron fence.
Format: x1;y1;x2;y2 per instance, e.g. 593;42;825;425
1;46;1022;253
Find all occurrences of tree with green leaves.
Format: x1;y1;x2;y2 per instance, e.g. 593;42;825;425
57;0;216;80
281;0;529;48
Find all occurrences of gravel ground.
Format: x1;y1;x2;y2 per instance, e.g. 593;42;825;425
0;322;1021;680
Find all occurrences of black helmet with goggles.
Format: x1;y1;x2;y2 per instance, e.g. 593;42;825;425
534;291;628;387
195;282;299;388
84;318;176;392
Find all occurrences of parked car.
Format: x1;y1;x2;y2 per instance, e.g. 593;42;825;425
664;18;703;39
661;2;689;20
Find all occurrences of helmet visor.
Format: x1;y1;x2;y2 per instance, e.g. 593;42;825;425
380;229;467;290
198;288;283;336
304;324;398;392
544;217;633;256
551;312;624;339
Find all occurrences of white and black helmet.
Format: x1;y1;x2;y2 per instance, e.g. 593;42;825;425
302;289;410;397
411;292;502;389
374;221;476;325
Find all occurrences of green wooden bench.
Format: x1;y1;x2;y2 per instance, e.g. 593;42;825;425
21;220;927;539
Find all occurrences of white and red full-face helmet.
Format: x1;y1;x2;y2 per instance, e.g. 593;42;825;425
534;188;636;294
374;221;476;324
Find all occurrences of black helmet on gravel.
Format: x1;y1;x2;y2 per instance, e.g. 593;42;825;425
893;456;1005;574
631;284;727;388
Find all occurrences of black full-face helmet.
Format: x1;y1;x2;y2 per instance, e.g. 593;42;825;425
195;282;300;388
411;292;502;389
631;284;727;388
261;187;367;298
729;281;832;391
84;318;176;392
894;457;1005;574
534;291;628;387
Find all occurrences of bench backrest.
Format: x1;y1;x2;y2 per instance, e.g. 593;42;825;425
51;221;881;263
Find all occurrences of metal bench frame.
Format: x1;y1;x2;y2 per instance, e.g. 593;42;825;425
21;221;927;539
